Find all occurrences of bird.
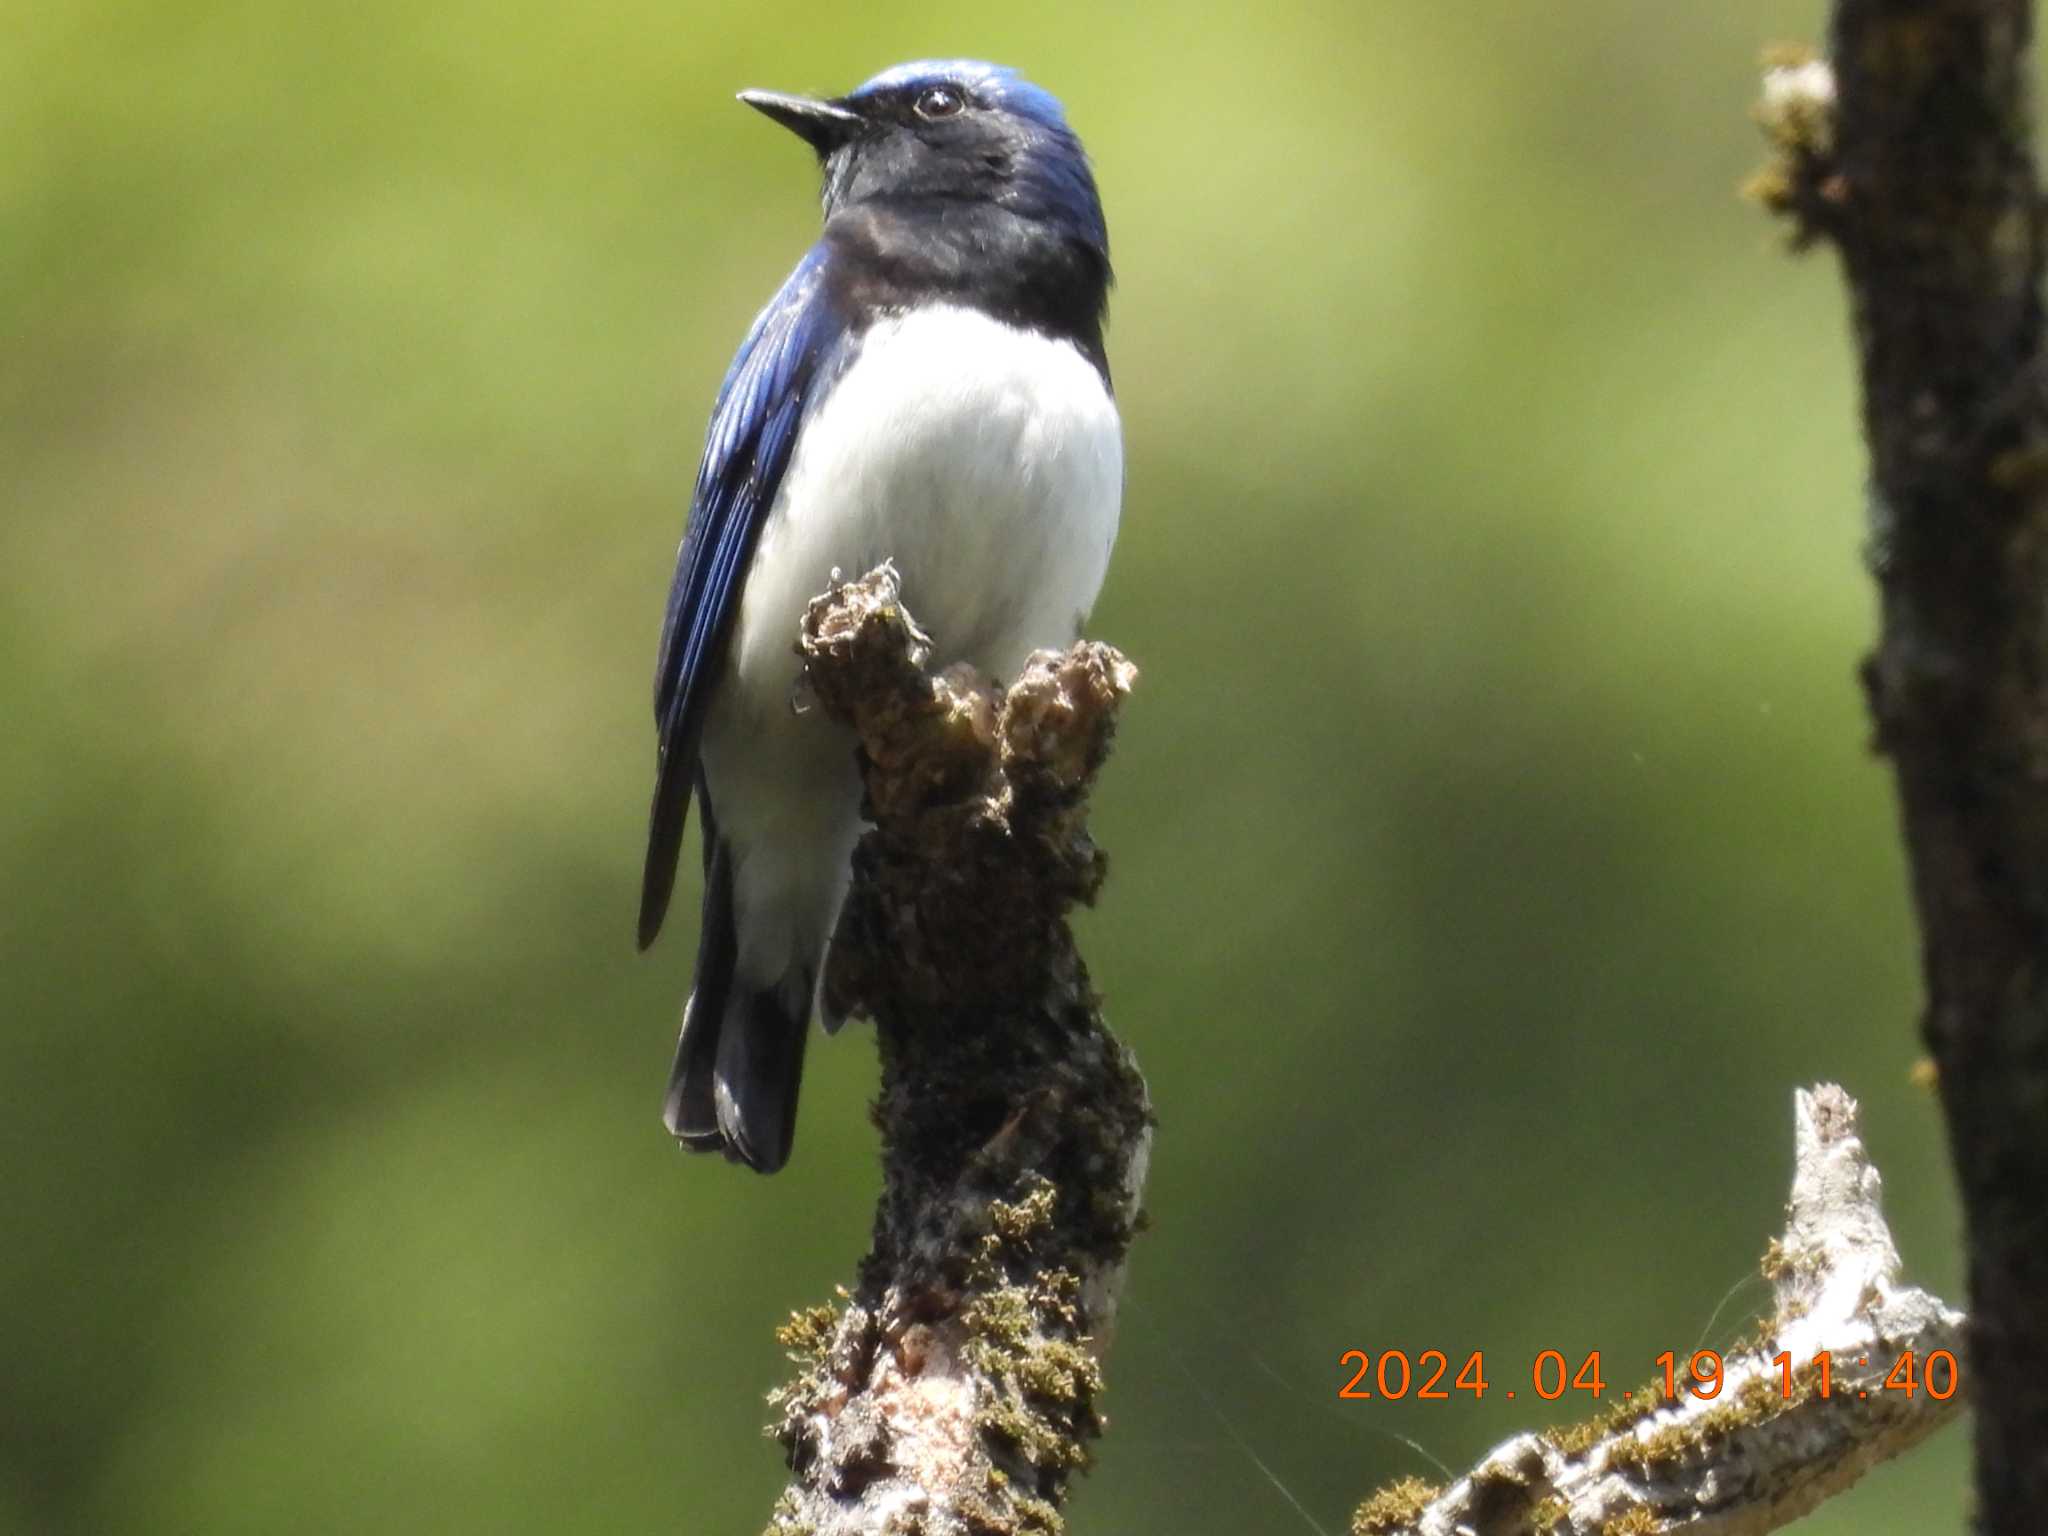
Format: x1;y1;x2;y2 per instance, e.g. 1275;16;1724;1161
638;60;1122;1173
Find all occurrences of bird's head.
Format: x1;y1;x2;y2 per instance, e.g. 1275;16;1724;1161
738;60;1107;259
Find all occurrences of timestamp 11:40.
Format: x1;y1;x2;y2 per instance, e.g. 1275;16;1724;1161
1336;1348;1960;1403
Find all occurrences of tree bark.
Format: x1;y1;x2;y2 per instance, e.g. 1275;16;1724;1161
761;565;1151;1536
1755;3;2048;1526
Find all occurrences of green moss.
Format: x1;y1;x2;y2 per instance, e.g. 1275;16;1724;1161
1532;1495;1570;1533
1015;1338;1099;1404
953;1174;1107;1480
1605;1420;1688;1475
1461;1456;1550;1529
1760;1239;1825;1292
1542;1413;1604;1455
1541;1373;1668;1455
957;1487;1063;1536
1011;1494;1064;1535
990;1181;1058;1246
1598;1380;1663;1434
1606;1370;1803;1475
759;1489;813;1536
966;1286;1037;1351
1745;41;1842;247
970;1345;1097;1474
764;1294;867;1458
1760;1237;1792;1282
775;1302;842;1364
956;1489;1005;1533
1351;1475;1440;1535
1600;1508;1658;1536
731;573;1147;1536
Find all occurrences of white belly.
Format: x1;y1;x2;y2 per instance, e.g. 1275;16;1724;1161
700;304;1123;996
730;304;1123;688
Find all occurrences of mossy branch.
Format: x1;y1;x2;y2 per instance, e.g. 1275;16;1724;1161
761;565;1152;1536
1352;1086;1963;1536
1751;5;2048;1528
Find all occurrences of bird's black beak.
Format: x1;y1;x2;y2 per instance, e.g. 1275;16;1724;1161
738;89;863;155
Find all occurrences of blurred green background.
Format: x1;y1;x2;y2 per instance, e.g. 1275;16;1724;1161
2;0;1973;1530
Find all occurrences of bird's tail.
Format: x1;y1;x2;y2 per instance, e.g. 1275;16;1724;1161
662;839;812;1174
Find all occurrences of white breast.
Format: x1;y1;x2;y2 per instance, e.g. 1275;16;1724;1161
728;304;1124;692
701;304;1122;994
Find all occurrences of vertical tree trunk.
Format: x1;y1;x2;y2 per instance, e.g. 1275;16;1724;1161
1763;3;2048;1525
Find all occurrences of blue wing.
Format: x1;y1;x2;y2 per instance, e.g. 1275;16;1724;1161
639;244;842;948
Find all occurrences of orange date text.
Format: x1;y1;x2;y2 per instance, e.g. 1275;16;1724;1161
1335;1348;1959;1403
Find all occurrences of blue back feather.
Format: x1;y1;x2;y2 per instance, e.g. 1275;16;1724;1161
640;244;843;945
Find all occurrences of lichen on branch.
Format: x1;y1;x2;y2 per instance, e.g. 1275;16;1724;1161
1350;1086;1963;1536
763;565;1151;1536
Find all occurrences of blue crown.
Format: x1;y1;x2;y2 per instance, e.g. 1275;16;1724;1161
850;59;1071;134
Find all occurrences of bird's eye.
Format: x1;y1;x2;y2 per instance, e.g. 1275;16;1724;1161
914;85;965;120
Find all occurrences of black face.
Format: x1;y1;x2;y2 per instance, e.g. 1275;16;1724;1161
738;73;1107;257
739;68;1112;375
817;81;1029;212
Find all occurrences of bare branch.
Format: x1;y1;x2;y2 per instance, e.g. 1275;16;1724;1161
1750;5;2048;1525
761;565;1151;1536
1354;1085;1964;1536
